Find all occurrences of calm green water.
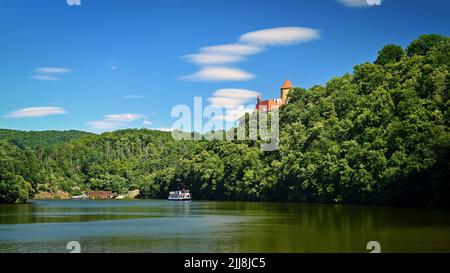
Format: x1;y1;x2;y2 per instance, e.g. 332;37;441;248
0;200;449;253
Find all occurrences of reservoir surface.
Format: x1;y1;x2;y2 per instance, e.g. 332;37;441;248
0;200;449;253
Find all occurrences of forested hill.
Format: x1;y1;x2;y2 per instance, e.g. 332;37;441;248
0;129;94;150
0;34;449;207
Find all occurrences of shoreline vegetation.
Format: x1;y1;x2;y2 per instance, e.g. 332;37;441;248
1;34;449;208
31;189;141;200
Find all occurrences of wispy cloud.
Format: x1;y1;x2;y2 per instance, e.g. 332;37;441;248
208;97;249;107
181;26;320;82
5;106;67;118
104;113;146;122
184;43;264;65
35;67;73;74
108;60;119;70
184;53;244;65
30;75;61;81
181;67;255;82
123;95;145;99
87;120;122;130
31;67;73;81
337;0;381;8
212;105;255;122
208;89;260;107
239;27;320;46
66;0;81;6
87;113;147;130
152;127;174;132
207;89;260;121
201;44;264;56
142;120;153;126
213;88;260;99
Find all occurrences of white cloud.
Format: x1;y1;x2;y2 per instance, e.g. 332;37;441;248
104;113;146;122
209;89;259;107
66;0;81;6
87;113;147;130
6;106;67;118
181;67;255;82
201;43;264;56
31;67;73;81
30;75;61;81
110;66;119;70
153;127;174;132
181;26;320;82
87;120;122;130
123;95;145;99
35;67;72;74
184;53;244;65
207;89;260;120
142;120;153;125
337;0;381;7
239;27;320;46
213;89;260;99
208;97;249;107
213;105;255;122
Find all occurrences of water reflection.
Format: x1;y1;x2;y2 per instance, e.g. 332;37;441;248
0;200;449;252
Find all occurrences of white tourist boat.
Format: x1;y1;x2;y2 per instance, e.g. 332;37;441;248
71;193;88;200
168;190;192;201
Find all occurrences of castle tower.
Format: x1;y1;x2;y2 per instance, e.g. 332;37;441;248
280;79;293;105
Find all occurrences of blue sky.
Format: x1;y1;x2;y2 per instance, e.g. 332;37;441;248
0;0;449;133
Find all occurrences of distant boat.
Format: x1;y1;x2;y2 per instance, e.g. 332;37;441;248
71;193;88;200
168;190;192;201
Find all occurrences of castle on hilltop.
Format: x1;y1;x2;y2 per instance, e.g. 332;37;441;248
256;79;294;112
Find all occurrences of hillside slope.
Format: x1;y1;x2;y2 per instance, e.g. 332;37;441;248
1;34;449;207
0;129;94;150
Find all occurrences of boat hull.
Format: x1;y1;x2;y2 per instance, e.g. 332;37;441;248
168;190;192;201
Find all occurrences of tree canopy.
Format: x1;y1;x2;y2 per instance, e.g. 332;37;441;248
406;34;449;57
375;44;405;65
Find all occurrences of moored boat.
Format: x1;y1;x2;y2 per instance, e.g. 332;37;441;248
168;189;192;201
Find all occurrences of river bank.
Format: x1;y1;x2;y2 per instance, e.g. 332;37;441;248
32;189;140;200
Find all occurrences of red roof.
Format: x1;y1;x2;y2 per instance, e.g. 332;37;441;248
280;79;293;89
258;100;280;106
256;99;281;111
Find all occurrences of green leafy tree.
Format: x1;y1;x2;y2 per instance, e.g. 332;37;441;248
375;44;405;65
406;34;449;57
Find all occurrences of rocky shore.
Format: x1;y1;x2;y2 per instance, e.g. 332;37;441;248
33;191;71;200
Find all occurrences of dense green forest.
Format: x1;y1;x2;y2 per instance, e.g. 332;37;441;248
1;34;449;207
0;129;93;150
